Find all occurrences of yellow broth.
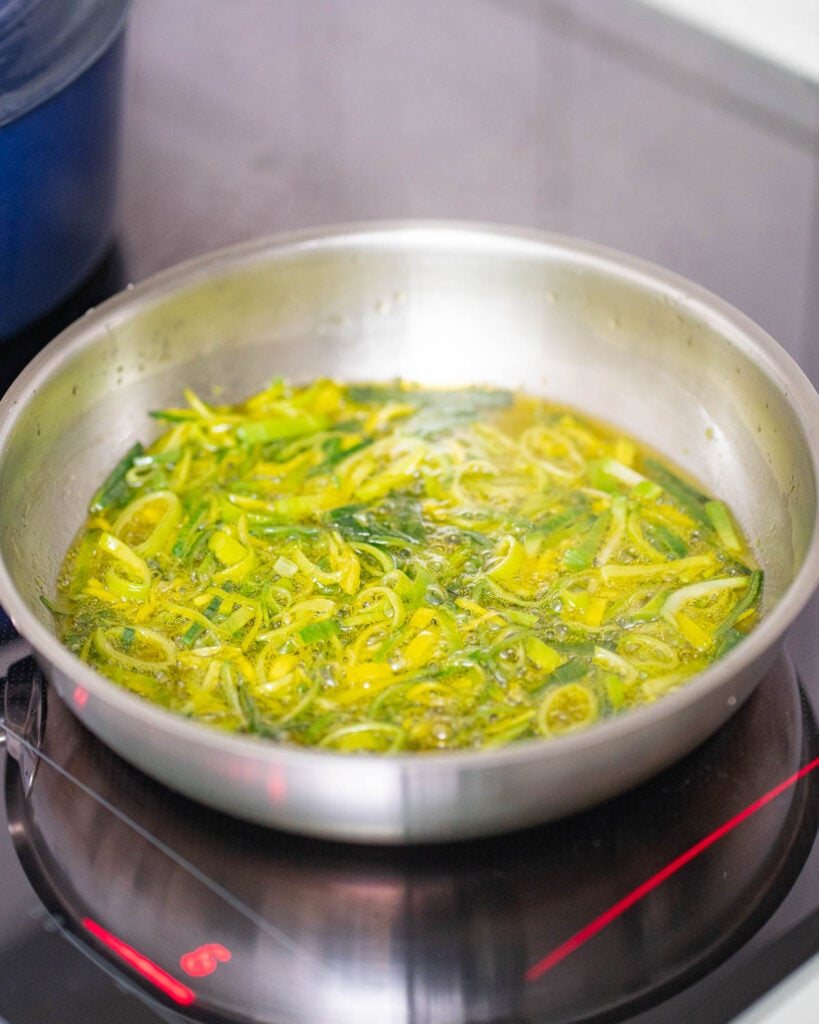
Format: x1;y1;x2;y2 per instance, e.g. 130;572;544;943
51;379;763;753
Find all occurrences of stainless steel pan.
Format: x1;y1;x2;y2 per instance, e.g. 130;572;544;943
2;222;818;843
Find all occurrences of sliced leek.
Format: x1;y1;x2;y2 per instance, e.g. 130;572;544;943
54;378;763;752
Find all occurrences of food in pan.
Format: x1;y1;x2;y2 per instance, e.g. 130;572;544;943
50;378;763;753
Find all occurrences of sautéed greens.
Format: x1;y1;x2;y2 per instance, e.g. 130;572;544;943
51;378;763;753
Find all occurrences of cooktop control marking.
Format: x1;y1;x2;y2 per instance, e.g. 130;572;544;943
180;942;233;977
526;754;819;982
83;917;196;1005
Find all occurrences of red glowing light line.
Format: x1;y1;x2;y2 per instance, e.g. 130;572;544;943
83;918;196;1005
525;753;819;983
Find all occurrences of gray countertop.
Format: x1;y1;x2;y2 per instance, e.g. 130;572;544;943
117;0;819;386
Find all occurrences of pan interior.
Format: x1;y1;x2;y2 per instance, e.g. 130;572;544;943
1;229;814;637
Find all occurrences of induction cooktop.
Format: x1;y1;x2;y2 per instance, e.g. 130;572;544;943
1;603;818;1024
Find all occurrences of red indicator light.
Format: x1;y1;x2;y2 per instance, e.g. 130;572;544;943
181;943;232;977
83;918;196;1005
526;753;819;982
73;685;88;707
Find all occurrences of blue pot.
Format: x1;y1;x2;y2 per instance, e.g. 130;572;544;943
0;0;131;339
